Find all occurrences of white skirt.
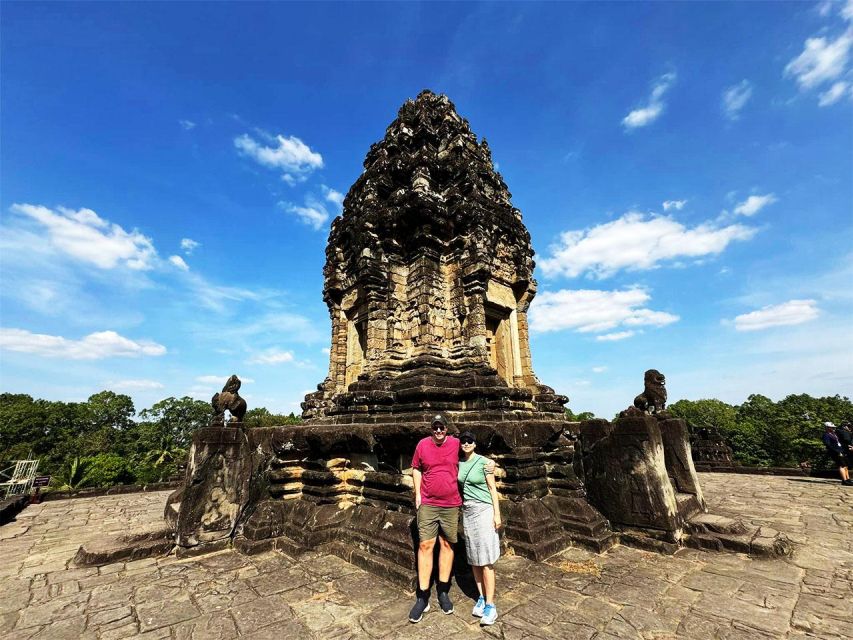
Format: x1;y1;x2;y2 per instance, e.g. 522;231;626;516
462;501;501;566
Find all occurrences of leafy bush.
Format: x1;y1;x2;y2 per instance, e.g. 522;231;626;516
83;453;134;487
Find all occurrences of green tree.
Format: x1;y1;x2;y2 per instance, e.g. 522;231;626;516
138;396;211;448
53;456;93;490
244;407;303;428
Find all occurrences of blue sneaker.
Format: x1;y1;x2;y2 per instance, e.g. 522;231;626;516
480;604;497;626
472;596;485;617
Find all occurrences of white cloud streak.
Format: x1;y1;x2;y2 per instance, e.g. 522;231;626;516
168;255;189;271
109;379;165;391
595;331;636;342
818;80;852;105
179;120;196;130
0;328;167;359
622;72;676;129
722;80;753;120
181;238;200;254
785;29;853;90
529;287;679;335
279;196;330;231
732;299;820;331
248;349;295;365
234;132;323;184
733;193;777;217
662;200;687;211
9;204;157;270
539;212;757;279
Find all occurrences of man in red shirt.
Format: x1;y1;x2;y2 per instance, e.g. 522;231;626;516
408;414;461;623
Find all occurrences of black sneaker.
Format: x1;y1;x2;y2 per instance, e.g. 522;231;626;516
842;479;853;486
438;589;454;614
408;592;430;623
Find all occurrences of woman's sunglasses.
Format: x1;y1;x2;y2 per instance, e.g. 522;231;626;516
460;438;475;445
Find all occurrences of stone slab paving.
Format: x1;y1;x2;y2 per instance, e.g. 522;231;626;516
1;473;850;639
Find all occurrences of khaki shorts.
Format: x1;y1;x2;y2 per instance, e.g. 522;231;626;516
417;505;460;543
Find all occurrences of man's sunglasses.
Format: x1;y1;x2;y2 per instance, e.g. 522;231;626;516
460;438;475;445
432;424;447;432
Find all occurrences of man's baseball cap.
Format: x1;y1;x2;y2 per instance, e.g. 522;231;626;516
824;421;836;428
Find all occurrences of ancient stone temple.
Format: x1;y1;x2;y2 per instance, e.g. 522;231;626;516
301;89;560;421
116;91;792;586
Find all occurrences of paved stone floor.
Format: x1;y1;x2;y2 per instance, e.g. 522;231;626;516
1;473;851;639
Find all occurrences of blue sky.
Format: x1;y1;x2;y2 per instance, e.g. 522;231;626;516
1;1;851;418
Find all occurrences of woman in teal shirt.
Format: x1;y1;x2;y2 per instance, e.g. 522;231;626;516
458;430;502;626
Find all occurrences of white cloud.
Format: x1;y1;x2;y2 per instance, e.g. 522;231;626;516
733;193;777;217
844;0;853;21
109;379;165;391
0;328;166;360
321;347;331;355
322;186;345;211
248;349;295;365
9;204;157;270
785;29;853;90
234;132;323;184
279;196;330;231
662;200;687;211
181;238;200;254
622;72;676;129
722;80;753;120
595;331;636;342
538;212;757;279
732;299;820;331
168;255;189;271
529;287;679;335
818;80;852;105
179;120;196;130
592;366;608;373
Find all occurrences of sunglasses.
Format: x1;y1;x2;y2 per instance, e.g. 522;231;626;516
432;424;447;432
460;438;475;445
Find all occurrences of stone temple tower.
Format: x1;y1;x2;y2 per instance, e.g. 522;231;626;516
302;90;566;421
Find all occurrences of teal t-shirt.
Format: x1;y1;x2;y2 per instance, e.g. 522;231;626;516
457;454;492;505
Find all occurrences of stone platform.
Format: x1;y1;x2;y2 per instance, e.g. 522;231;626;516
1;473;850;639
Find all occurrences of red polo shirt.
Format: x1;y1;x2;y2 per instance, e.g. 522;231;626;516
412;435;462;507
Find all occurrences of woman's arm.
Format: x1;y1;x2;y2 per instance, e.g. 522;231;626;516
484;459;502;530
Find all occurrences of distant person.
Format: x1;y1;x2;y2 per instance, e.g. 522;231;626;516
409;414;461;623
822;422;852;486
458;430;502;626
838;421;853;467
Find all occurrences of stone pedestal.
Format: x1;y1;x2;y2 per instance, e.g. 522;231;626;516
579;416;705;548
167;425;253;555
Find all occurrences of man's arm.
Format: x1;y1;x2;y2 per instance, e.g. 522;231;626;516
412;467;422;509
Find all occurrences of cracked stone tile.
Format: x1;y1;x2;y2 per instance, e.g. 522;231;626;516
136;595;200;633
229;594;296;634
14;591;89;629
239;618;315;639
247;565;311;596
193;576;257;613
291;597;362;634
98;622;141;640
172;611;239;640
9;615;93;640
359;598;412;638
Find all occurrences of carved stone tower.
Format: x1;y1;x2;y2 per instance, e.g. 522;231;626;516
303;90;566;421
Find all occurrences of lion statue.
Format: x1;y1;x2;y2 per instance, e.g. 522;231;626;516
211;375;248;426
633;369;667;414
